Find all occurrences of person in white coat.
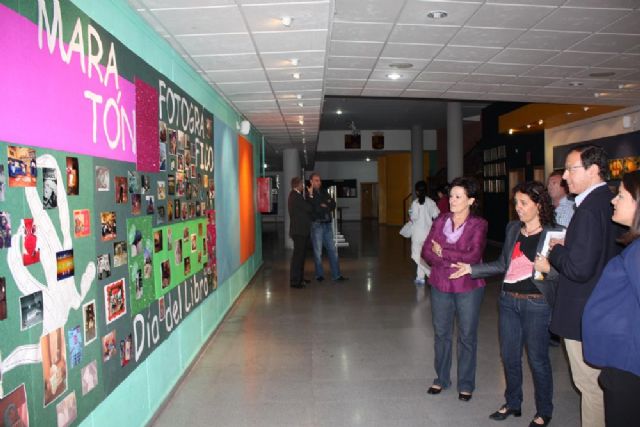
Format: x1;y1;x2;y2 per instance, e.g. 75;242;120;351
410;180;440;285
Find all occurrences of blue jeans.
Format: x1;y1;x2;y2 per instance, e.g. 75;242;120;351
311;221;341;280
430;285;484;393
499;292;553;417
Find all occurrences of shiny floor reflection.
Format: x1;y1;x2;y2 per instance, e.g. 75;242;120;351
152;221;580;427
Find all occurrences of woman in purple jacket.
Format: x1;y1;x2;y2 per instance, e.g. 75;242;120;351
422;177;488;401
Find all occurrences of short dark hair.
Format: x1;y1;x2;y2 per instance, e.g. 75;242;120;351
450;176;480;214
513;181;556;227
549;169;569;194
619;171;640;245
291;176;302;188
309;172;320;180
571;144;609;181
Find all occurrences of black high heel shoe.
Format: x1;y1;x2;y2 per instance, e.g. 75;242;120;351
529;414;551;427
427;385;442;395
458;392;472;401
489;405;522;421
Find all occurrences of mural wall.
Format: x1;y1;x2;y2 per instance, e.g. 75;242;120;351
0;1;225;425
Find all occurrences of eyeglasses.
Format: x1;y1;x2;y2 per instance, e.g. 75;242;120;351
564;164;584;173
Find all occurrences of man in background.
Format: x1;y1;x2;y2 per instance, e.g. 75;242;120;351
308;172;347;282
547;169;574;228
288;177;312;289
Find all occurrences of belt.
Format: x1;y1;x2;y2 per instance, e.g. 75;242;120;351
505;291;544;300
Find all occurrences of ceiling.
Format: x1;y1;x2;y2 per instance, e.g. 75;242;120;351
128;0;640;167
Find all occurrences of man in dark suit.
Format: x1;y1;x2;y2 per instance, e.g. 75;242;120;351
288;177;312;289
535;145;621;427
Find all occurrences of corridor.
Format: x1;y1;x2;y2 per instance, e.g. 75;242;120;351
151;221;580;427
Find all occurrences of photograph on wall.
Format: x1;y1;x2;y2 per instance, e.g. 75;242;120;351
174;239;183;264
104;278;126;324
161;260;171;289
0;384;30;427
56;249;74;281
56;391;77;427
20;290;43;330
100;211;117;241
131;228;143;257
159;142;167;172
133;268;142;300
120;334;132;367
113;241;128;268
143;248;152;279
127;170;139;193
67;326;83;368
7;145;37;187
73;209;90;238
154;230;163;253
83;300;97;345
623;156;639;173
177;153;184;172
131;194;141;215
97;253;111;280
41;327;68;407
0;277;6;321
65;157;79;195
102;331;117;362
177;130;185;151
0;164;5;201
21;218;40;266
141;175;150;195
169;129;177;154
157;181;166;200
157;206;166;224
95;166;110;192
115;176;128;204
184;257;191;275
81;360;98;395
146;195;155;214
168;174;175;195
0;212;11;249
167;200;174;221
158;296;165;321
43;167;58;209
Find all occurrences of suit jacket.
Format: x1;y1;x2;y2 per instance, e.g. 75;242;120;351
310;187;336;222
470;220;563;307
422;213;488;293
549;184;622;340
288;190;312;237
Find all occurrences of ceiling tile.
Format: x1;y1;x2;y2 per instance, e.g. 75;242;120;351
490;48;558;65
404;90;445;98
416;71;468;83
368;69;419;81
253;30;328;53
535;7;628;32
361;88;404;97
261;51;325;69
330;41;384;57
380;43;442;59
466;4;554;29
333;0;403;23
449;82;496;93
492;85;537;95
268;67;325;81
596;54;640;69
331;21;394;43
141;0;234;9
463;74;510;84
437;46;501;62
206;69;267;83
326;69;371;79
503;76;558;86
570;34;640;54
151;6;246;35
523;65;584;78
195;54;262;70
242;2;330;32
426;61;480;74
485;0;564;5
601;11;640;34
547;79;623;90
324;79;367;88
562;0;639;8
397;1;482;26
376;57;431;70
324;88;363;96
271;80;323;91
571;67;637;79
228;92;274;101
364;79;412;90
327;56;378;69
450;28;524;48
217;81;272;94
176;33;254;56
543;51;615;67
511;30;590;50
389;25;458;45
473;62;532;75
443;91;487;100
407;81;454;91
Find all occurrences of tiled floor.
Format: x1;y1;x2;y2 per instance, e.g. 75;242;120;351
151;221;580;427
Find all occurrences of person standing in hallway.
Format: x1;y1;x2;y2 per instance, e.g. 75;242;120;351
547;170;574;228
308;172;347;282
582;171;640;427
288;176;312;289
436;184;450;214
451;181;562;427
421;177;487;402
535;145;622;427
410;180;440;285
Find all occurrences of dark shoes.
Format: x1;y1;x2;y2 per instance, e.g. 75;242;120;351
427;386;442;395
489;405;522;421
290;283;305;289
458;392;472;402
303;279;311;284
334;276;348;282
316;276;324;282
529;415;552;427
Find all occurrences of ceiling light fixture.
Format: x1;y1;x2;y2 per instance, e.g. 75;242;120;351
526;124;531;129
508;129;514;135
568;81;583;87
336;109;343;115
263;163;268;169
538;119;544;125
427;10;448;19
589;71;615;78
281;16;293;27
566;112;573;116
298;118;304;125
297;102;304;107
290;58;299;66
365;157;371;162
583;106;590;112
389;62;414;69
296;94;302;99
292;72;300;79
387;72;401;80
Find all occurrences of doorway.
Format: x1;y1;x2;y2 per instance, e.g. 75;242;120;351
361;183;378;219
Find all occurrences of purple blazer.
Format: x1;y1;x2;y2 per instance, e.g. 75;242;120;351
422;213;488;293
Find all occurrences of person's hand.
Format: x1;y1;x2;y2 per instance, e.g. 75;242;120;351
449;262;471;279
306;184;313;196
320;203;327;208
534;254;551;273
549;238;564;249
431;240;443;257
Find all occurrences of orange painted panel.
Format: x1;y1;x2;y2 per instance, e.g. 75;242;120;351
238;136;255;263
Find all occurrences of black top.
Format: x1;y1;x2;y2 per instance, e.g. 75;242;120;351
503;232;542;294
288;190;312;237
310;187;336;222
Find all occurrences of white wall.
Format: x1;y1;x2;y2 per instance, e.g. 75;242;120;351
545;105;640;174
317;129;437;151
311;160;379;220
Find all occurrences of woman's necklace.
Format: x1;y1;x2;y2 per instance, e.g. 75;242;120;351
522;224;542;237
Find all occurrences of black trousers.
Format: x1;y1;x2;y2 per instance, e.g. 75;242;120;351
599;367;640;427
290;234;309;285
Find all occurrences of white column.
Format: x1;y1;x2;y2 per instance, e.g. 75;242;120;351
283;148;300;249
411;125;423;194
447;102;464;181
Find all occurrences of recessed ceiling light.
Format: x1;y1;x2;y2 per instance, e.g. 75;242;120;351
589;71;615;78
298;118;304;125
336;109;343;115
297;102;304;107
365;157;371;162
296;94;302;99
387;73;401;80
292;72;300;79
526;124;531;129
583;106;590;112
508;129;514;135
566;112;573;116
290;58;299;66
427;10;448;19
538;119;544;125
281;16;293;27
389;62;414;69
568;81;583;87
263;163;268;169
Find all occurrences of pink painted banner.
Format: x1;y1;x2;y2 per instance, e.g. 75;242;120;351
0;4;137;163
136;78;160;172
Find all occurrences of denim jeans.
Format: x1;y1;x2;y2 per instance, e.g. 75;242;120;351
430;285;484;393
311;221;341;280
499;292;553;417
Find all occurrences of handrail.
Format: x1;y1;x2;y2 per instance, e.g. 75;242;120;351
402;192;413;224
